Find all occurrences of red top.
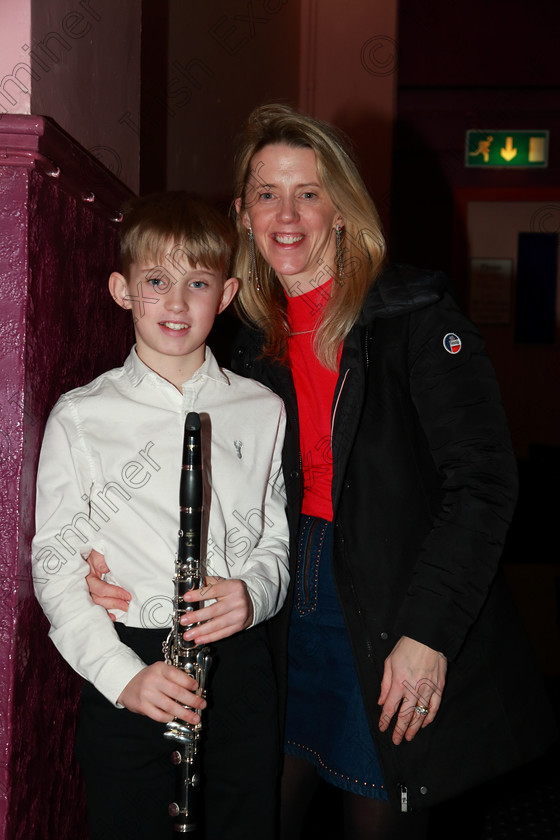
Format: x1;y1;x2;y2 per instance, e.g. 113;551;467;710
286;281;340;521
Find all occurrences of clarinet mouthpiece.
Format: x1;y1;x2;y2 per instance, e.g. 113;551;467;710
185;412;200;431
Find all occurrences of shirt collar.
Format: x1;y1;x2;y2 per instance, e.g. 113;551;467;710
191;346;231;386
124;345;230;388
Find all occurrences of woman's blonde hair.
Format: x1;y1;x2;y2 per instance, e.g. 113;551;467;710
232;104;386;369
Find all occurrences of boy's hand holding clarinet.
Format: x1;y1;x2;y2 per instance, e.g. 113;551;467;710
86;551;254;722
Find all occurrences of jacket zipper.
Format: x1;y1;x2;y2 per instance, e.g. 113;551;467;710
334;328;376;664
331;368;349;448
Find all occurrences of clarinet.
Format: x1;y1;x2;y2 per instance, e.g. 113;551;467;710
163;412;212;834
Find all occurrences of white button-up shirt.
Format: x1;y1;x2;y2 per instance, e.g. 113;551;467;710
32;347;289;705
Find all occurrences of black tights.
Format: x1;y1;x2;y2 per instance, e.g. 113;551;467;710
280;755;429;840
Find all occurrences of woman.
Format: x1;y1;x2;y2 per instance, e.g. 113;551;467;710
228;104;555;838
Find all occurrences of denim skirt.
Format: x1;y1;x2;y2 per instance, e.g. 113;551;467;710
285;515;388;801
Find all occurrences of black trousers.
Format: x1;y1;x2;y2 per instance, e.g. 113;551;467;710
75;623;280;840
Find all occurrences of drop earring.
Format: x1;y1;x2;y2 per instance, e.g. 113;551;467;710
336;225;344;281
248;227;261;291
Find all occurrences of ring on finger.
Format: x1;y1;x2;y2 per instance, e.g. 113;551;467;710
414;705;429;716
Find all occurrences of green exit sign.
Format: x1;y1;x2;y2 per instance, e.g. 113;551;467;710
465;130;549;168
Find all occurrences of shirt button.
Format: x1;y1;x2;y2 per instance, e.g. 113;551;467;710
244;362;253;371
420;786;428;795
380;632;388;640
290;470;299;479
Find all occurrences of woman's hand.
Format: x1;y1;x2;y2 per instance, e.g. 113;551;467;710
181;577;254;644
85;549;131;621
378;635;447;745
117;662;206;725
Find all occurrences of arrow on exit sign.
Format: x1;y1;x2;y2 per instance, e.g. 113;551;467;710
465;131;549;168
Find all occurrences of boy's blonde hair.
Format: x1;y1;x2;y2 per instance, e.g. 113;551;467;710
233;104;386;370
120;191;235;277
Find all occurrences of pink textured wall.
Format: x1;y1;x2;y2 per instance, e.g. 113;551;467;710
0;165;29;839
0;116;133;840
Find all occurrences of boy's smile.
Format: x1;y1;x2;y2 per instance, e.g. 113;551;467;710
109;254;237;389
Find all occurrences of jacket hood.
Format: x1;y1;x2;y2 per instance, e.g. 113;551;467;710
358;263;448;324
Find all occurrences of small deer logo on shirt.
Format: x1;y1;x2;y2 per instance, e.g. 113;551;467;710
234;440;243;459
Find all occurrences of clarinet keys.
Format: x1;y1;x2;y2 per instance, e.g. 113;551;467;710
164;412;210;836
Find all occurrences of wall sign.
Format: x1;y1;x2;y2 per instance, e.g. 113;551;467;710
469;259;512;324
465;131;549;168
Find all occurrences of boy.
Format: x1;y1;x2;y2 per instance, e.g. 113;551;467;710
32;192;289;840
